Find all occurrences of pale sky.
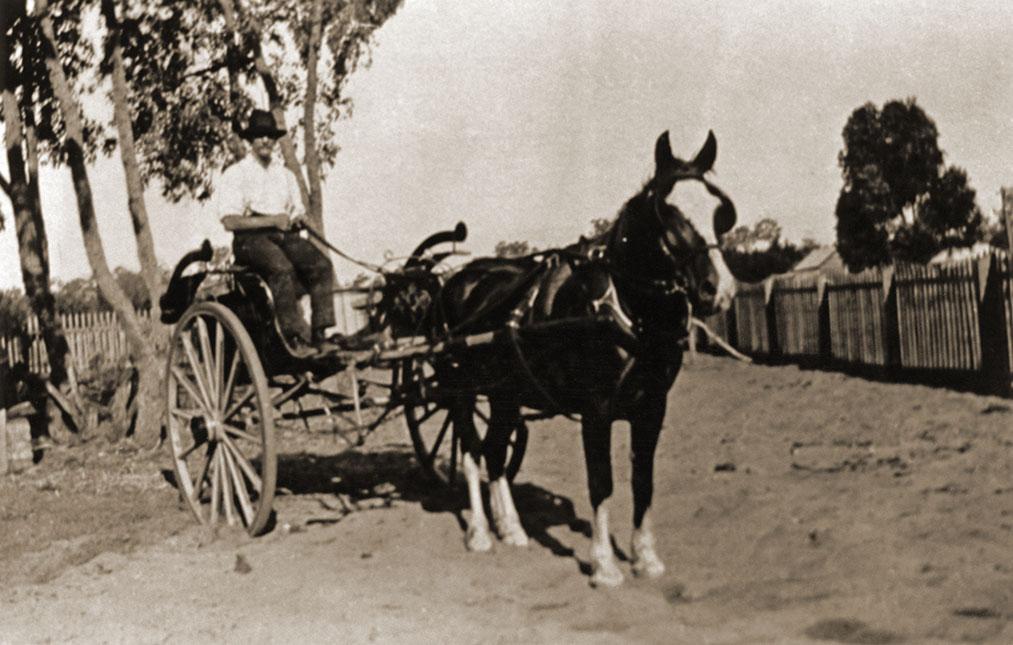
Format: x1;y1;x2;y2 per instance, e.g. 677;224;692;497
2;0;1012;288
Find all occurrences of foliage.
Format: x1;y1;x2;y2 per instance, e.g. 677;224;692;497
835;98;983;271
53;267;157;313
111;0;404;203
494;240;536;258
720;218;817;283
1;1;105;166
0;288;31;332
722;217;785;252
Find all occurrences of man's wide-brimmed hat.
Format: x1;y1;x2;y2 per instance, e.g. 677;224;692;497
238;109;286;140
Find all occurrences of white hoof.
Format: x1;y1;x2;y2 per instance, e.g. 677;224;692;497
631;529;666;578
466;526;493;552
631;551;666;578
590;556;624;588
499;523;529;547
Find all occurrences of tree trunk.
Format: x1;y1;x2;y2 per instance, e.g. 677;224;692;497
302;0;325;232
36;0;161;444
1;2;79;441
217;0;311;214
101;0;165;322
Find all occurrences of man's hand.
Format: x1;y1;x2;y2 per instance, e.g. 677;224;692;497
289;214;308;231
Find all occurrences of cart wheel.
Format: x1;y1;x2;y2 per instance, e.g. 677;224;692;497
400;358;528;486
166;301;277;536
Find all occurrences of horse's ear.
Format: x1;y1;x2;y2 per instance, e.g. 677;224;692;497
690;130;717;173
654;131;675;171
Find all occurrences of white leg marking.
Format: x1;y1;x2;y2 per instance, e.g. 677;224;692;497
630;516;666;578
463;452;492;552
489;477;528;547
589;505;623;588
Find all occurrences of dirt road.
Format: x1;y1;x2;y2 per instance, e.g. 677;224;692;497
1;355;1011;643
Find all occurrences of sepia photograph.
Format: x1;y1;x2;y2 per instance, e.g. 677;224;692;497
1;0;1012;642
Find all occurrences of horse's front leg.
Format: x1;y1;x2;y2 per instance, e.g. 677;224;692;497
582;413;623;587
485;398;528;547
629;393;667;578
456;398;493;552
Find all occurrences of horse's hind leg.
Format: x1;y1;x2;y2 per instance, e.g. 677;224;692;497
582;413;623;587
629;397;666;578
485;398;528;547
457;398;493;552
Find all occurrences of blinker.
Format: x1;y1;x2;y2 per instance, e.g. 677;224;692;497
713;200;736;237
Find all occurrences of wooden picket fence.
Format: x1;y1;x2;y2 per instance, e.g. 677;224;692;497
0;291;371;378
0;310;153;376
703;249;1013;394
5;258;1011;394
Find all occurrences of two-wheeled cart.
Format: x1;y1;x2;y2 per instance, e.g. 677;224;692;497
161;223;527;535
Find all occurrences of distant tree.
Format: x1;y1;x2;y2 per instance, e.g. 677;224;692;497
54;278;103;314
722;217;784;252
495;240;536;258
53;268;153;314
0;288;30;332
984;216;1008;252
721;218;817;283
835;98;983;270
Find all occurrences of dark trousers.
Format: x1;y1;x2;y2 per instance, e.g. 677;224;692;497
233;230;335;341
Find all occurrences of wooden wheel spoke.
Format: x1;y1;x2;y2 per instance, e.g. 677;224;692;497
222;423;262;445
224;388;256;423
221;432;263;493
180;334;215;412
188;443;215;503
171;366;213;415
219;448;237;526
428;415;452;463
221;442;254;526
171;407;203;419
209;448;221;525
196;317;218;405
221;351;241;416
213;319;225;411
449;428;458;478
474;406;490;425
179;435;208;461
416;404;439;425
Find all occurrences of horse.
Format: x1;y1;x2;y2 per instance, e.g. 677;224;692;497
428;130;736;587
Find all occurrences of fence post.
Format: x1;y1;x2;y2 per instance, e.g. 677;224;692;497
725;297;739;350
764;277;780;360
977;254;1011;395
817;275;832;364
881;266;900;376
0;353;8;475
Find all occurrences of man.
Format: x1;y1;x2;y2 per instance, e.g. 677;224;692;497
217;109;336;356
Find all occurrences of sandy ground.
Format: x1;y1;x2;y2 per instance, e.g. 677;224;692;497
1;354;1011;644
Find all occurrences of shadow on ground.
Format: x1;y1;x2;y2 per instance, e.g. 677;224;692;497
272;445;596;573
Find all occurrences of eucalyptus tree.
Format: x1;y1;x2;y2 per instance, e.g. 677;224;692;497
0;0;92;437
835;98;982;271
119;0;404;234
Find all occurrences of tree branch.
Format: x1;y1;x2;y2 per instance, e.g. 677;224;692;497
0;170;10;197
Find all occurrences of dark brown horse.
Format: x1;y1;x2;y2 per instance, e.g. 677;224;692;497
430;131;736;586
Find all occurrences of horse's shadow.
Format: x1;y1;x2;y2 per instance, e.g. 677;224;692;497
270;444;604;575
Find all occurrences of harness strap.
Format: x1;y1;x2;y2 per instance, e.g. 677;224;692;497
505;279;579;420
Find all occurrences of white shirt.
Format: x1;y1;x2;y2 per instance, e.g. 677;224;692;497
216;155;304;220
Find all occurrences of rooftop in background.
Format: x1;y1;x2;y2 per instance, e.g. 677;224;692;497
792;246;843;273
928;242;996;265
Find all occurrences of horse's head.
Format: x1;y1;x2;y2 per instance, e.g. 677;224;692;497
611;131;737;316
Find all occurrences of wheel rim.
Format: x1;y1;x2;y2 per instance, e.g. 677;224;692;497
166;304;276;535
402;358;527;486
